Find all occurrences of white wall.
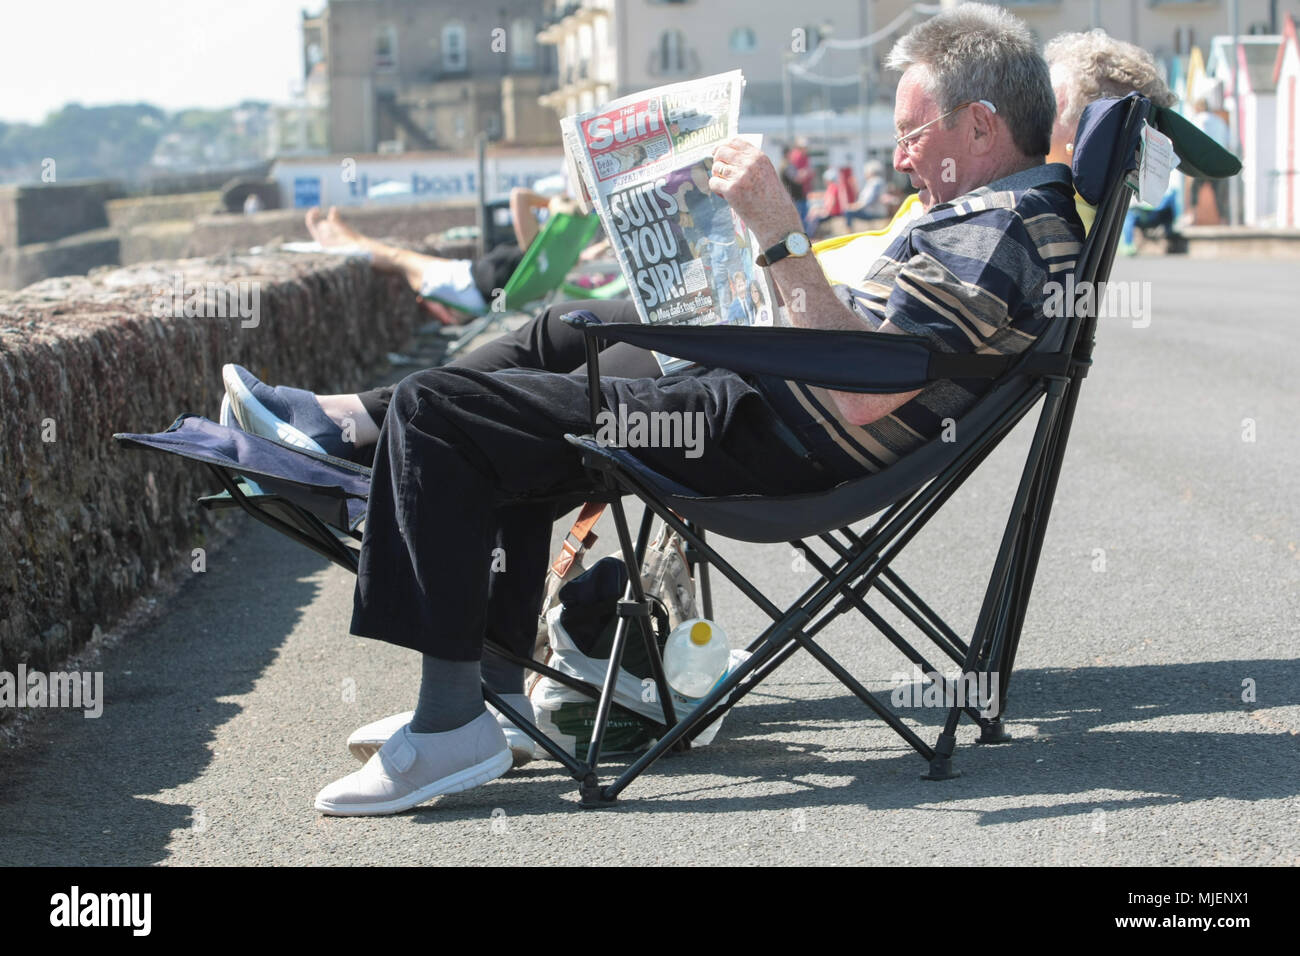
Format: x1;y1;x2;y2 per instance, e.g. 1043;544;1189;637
271;153;566;208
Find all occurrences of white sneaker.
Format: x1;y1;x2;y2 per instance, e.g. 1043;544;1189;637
347;694;537;767
217;393;266;496
315;711;511;816
490;694;538;767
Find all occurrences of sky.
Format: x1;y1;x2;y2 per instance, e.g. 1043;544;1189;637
0;0;320;124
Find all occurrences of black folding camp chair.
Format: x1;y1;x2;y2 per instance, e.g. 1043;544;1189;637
116;93;1239;807
526;92;1241;805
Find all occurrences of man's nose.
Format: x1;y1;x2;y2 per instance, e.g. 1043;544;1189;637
893;144;912;174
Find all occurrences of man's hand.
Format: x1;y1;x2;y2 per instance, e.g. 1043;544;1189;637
709;140;919;427
708;138;804;247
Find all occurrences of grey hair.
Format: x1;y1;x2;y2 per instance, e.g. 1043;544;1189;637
885;2;1054;157
1045;29;1177;134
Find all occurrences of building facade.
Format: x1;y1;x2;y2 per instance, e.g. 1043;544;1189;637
309;0;560;154
537;1;1300;116
996;0;1300;52
535;0;1300;174
536;0;909;119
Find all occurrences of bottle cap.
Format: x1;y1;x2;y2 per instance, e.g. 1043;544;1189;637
689;621;711;646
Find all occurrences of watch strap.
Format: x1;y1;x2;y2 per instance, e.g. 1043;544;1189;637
756;232;809;268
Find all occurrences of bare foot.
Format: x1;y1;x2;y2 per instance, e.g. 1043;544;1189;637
305;206;365;250
419;298;471;326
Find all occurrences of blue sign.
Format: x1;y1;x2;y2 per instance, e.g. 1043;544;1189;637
293;176;322;208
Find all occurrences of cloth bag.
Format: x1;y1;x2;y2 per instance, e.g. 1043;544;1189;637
528;522;732;759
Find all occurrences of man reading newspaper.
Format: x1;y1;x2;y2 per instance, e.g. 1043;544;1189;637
315;2;1084;816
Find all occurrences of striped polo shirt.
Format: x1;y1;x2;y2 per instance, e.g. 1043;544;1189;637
756;163;1084;477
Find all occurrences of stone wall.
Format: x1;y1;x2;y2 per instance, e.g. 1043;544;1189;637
105;192;222;230
183;200;477;258
0;253;422;689
1183;227;1300;258
0;232;121;292
0;181;124;248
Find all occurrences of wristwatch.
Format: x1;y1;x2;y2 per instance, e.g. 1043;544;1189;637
755;231;812;267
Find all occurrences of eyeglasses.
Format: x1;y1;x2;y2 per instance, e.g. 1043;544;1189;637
893;100;997;154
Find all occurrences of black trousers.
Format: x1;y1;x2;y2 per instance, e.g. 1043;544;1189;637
350;298;856;661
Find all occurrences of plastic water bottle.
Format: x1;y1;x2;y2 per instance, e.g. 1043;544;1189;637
663;618;729;700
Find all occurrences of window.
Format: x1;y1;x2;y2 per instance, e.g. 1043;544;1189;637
729;27;757;54
442;23;467;73
659;29;686;74
375;25;397;72
511;19;536;69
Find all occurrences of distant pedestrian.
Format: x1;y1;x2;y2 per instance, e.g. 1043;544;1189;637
849;161;888;223
779;146;809;229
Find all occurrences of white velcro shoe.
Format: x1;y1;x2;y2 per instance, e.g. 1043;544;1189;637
315;711;511;817
347;695;537;767
346;711;414;763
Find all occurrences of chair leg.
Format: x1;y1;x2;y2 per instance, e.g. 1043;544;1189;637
578;773;618;809
922;733;962;780
976;719;1012;744
684;523;714;620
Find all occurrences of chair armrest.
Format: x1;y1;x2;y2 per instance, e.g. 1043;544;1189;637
559;312;1023;396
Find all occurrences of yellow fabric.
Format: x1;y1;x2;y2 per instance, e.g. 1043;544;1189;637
1075;191;1096;235
805;190;1095;276
811;193;922;254
809;193;923;286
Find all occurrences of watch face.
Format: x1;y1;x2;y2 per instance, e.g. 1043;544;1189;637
787;232;811;256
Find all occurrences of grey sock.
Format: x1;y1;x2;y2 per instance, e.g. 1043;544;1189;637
410;656;483;734
482;651;525;696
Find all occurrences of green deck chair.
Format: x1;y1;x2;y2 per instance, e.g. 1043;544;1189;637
422;211;627;357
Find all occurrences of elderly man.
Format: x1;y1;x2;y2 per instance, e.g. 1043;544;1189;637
313;2;1084;815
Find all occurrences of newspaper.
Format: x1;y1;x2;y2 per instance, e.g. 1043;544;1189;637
561;71;778;374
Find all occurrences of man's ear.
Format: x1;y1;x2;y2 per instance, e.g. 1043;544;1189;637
968;103;997;157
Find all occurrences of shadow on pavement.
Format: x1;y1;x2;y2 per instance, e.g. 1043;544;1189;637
0;521;327;866
399;656;1299;822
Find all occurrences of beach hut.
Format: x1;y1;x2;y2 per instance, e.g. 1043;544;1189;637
1209;35;1282;226
1274;14;1300;228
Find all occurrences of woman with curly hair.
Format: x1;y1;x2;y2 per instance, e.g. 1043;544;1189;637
1044;29;1179;233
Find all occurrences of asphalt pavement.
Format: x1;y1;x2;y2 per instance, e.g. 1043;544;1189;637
0;256;1296;866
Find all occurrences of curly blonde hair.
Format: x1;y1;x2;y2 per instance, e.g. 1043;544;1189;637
1045;29;1177;133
